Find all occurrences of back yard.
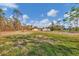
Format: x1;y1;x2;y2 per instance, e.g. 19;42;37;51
0;31;79;56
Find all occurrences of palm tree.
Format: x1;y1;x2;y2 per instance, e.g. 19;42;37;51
12;8;22;31
49;22;54;31
63;13;73;31
13;9;22;19
0;8;6;31
63;7;79;31
70;7;79;31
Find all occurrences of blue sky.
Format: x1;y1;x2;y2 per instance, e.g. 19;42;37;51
0;3;79;27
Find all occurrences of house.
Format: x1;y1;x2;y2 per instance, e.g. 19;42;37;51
32;28;39;31
42;27;50;32
32;26;51;32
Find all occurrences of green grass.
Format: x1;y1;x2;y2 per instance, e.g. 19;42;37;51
0;32;79;56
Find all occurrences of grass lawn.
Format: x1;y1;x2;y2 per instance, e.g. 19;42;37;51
0;31;79;56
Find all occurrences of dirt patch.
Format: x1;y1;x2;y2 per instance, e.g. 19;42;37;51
0;31;32;37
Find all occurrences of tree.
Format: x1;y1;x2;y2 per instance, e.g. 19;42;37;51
49;22;54;31
12;9;22;31
63;7;79;31
0;8;6;31
72;7;79;31
69;7;79;31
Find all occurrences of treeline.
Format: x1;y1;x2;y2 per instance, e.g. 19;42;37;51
0;8;33;31
0;6;79;32
49;6;79;32
63;6;79;31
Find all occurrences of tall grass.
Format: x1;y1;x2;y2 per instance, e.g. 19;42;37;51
0;32;79;56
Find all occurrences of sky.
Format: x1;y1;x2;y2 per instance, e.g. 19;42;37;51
0;3;79;28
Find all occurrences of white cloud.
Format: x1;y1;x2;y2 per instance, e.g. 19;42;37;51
23;14;29;20
53;20;57;24
41;19;49;23
28;19;51;28
58;18;62;21
2;8;8;11
9;15;13;19
64;14;70;18
0;3;18;8
47;9;58;17
21;14;29;25
26;20;34;25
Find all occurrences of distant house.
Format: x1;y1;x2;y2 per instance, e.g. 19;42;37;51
42;27;50;31
32;28;39;31
32;26;51;32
